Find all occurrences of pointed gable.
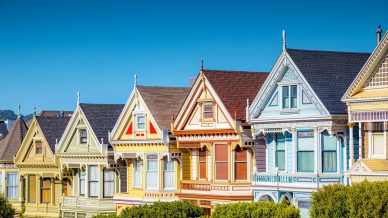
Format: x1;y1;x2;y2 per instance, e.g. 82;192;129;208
288;48;369;114
203;70;268;122
36;116;70;152
0;117;28;162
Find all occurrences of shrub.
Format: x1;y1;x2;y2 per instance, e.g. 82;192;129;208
0;194;15;218
212;201;300;218
310;181;388;218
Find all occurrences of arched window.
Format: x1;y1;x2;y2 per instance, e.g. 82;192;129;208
259;194;274;202
234;146;247;180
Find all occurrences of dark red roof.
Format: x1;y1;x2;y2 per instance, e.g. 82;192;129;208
203;69;268;122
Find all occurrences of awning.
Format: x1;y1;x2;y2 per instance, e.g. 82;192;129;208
351;111;388;122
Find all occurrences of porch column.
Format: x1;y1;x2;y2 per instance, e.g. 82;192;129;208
344;135;348;172
358;122;363;160
348;123;354;168
291;128;297;173
99;165;103;199
50;178;55;205
85;165;89;197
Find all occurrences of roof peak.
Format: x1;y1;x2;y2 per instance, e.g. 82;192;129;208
202;69;268;74
137;85;188;89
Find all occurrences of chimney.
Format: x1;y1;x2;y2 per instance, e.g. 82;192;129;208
377;25;383;45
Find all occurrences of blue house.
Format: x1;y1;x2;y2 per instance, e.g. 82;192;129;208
248;33;369;216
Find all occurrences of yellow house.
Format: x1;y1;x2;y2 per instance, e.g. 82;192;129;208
110;85;188;213
342;28;388;182
15;113;71;217
0;116;28;214
172;69;267;214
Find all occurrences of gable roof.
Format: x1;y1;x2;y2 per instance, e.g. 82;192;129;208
137;86;190;130
79;103;124;145
0;117;28;162
287;48;370;114
203;69;268;122
36;116;70;152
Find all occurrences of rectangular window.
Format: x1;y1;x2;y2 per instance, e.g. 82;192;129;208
371;132;385;159
199;149;207;179
136;114;146;131
164;159;175;190
297;131;314;172
103;170;114;198
290;85;297;108
79;170;85;196
79;129;87;144
215;144;228;180
88;165;99;197
275;134;285;171
35;140;43;154
203;103;214;120
41;178;51;203
6;173;18;200
133;160;142;188
234;147;247;180
146;155;158;190
322;133;337;172
28;175;36;203
282;86;290;108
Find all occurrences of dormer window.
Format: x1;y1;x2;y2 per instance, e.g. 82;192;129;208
282;85;297;109
79;129;87;144
136;114;146;131
202;102;214;120
35;140;43;154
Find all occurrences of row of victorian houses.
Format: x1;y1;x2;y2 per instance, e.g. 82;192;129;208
1;28;388;217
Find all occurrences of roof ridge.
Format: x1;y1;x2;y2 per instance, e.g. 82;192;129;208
287;48;370;55
203;69;268;74
80;103;124;106
137;85;189;89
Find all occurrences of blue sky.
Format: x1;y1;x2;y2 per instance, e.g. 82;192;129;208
1;0;388;114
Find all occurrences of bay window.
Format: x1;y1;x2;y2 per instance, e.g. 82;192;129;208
275;133;285;171
297;131;314;172
234;146;247;180
146;155;158;190
164;159;175;190
133;160;142;188
215;144;228;180
88;165;99;197
6;173;18;200
322;132;337;172
103;170;114;198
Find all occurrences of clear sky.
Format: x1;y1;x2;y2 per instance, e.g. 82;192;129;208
1;0;388;114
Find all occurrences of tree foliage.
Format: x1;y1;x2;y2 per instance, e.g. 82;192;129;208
0;194;15;218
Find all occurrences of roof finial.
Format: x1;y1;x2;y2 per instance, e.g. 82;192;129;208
76;91;80;106
377;25;383;45
33;106;37;117
201;59;204;71
17;104;21;118
282;29;287;51
134;74;137;87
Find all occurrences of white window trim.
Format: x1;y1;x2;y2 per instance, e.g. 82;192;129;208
132;159;142;189
146;155;159;191
163;160;176;191
135;113;146;131
279;84;300;113
368;131;386;160
78;128;88;144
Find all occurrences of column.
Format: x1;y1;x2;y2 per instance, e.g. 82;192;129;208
344;135;348;172
348;123;354;168
36;176;41;204
291;128;297;174
50;178;55;205
99;165;103;199
359;122;363;160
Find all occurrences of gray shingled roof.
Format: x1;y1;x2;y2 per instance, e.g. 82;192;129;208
36;116;70;152
80;103;124;146
287;48;370;114
0;117;28;162
137;86;190;130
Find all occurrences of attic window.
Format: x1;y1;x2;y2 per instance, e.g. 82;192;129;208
35;140;43;154
282;85;298;109
136;114;146;131
203;102;214;120
79;129;87;144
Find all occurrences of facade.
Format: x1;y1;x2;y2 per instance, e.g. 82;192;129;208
110;85;189;212
0;116;28;213
342;31;388;182
15;114;70;217
248;44;369;216
172;69;267;213
56;103;124;218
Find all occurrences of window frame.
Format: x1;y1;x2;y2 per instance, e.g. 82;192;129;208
135;114;146;131
215;143;229;181
79;170;86;196
370;132;386;159
202;102;214;121
199;148;207;180
146;155;158;191
275;133;286;171
297;131;315;173
321;132;337;173
281;85;298;109
234;146;248;181
132;159;142;189
6;173;18;200
163;159;176;191
35;140;43;155
103;169;115;198
88;165;99;198
79;129;87;144
41;178;51;204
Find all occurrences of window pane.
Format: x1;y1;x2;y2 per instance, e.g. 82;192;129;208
203;103;213;119
276;151;285;171
291;85;297;108
6;173;18;200
282;86;290;108
133;160;142;188
215;162;228;180
147;158;158;190
41;179;51;203
322;133;337;150
136;115;145;130
79;129;87;144
79;171;85;195
199;149;207;179
103;170;114;197
322;151;337;172
297;151;314;172
372;133;385;157
276;134;285;150
88;166;99;197
297;131;314;151
234;147;247;180
215;144;228;180
164;160;175;190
